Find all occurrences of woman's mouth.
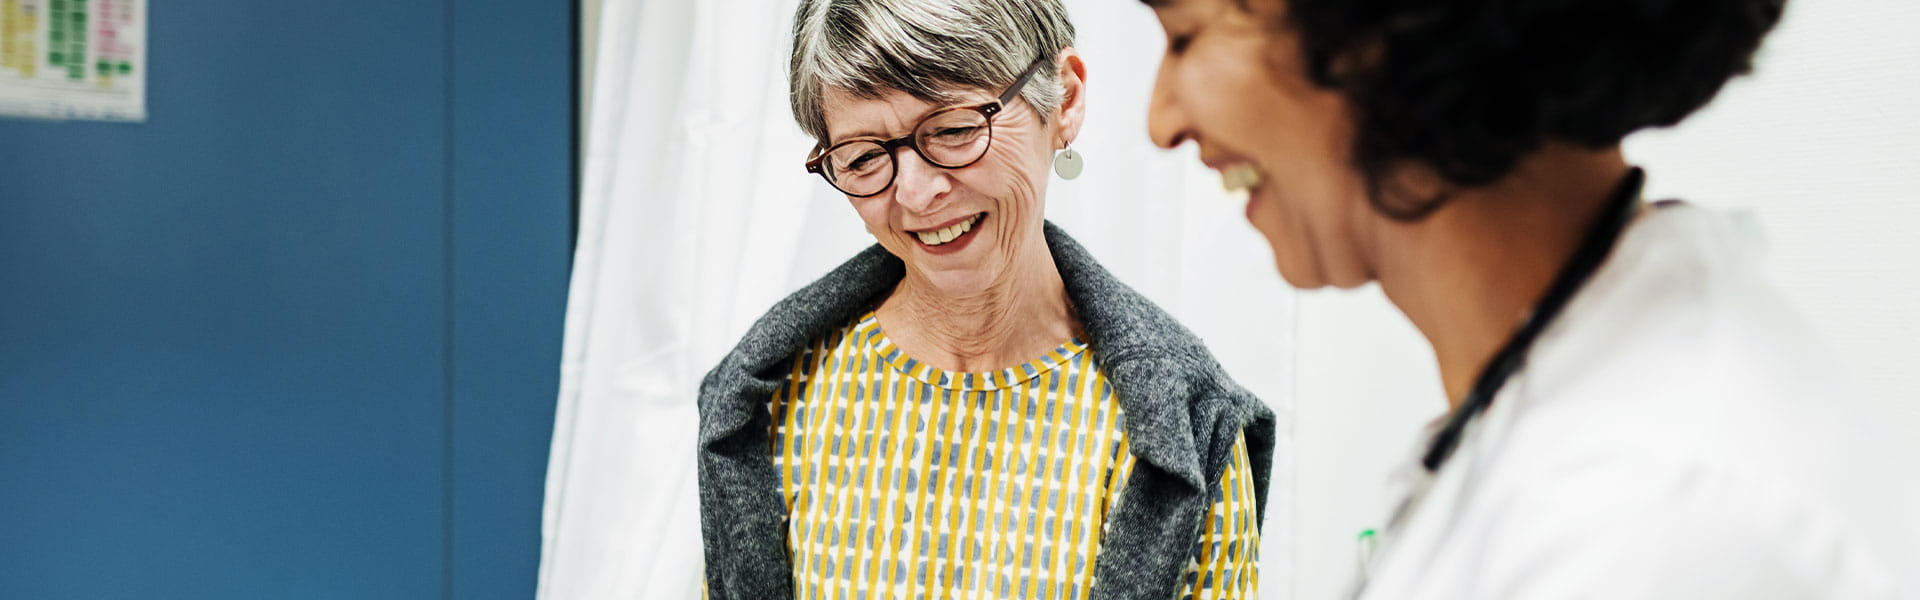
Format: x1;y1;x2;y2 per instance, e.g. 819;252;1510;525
1219;163;1268;220
1220;163;1266;198
912;213;985;247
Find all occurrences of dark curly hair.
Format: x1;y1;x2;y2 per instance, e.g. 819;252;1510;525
1281;0;1787;219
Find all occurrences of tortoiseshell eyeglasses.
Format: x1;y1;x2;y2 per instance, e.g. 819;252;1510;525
804;56;1051;198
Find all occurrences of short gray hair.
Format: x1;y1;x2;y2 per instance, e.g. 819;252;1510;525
789;0;1077;146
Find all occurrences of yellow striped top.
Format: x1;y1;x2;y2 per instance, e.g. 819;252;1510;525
761;310;1259;600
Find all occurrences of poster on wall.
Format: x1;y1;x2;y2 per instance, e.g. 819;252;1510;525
0;0;144;121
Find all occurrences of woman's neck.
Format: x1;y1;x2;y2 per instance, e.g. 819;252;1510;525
1374;146;1634;409
877;231;1077;373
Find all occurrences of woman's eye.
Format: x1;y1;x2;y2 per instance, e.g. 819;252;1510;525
847;152;884;171
1168;34;1194;55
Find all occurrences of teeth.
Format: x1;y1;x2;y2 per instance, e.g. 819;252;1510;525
1220;163;1265;193
915;214;981;246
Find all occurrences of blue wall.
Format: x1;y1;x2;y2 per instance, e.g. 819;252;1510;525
0;1;573;598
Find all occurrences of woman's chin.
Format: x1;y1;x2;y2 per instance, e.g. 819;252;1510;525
914;268;996;297
1272;261;1320;290
1272;250;1369;290
1270;247;1330;290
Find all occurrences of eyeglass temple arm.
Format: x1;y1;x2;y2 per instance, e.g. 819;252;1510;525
996;55;1053;108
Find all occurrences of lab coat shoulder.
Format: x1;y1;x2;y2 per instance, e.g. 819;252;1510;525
1456;205;1915;598
1516;204;1852;477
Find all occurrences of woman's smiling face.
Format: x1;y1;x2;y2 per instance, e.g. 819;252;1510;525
1144;0;1380;289
818;55;1083;296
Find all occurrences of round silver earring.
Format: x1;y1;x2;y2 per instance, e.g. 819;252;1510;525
1053;147;1084;180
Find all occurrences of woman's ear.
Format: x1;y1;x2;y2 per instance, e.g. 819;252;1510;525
1053;47;1088;149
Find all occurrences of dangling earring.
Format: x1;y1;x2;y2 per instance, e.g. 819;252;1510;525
1053;146;1084;180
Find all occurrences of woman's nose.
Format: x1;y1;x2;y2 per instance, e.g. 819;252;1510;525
889;147;952;212
1147;59;1191;150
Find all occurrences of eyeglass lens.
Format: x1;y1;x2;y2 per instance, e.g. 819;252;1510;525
822;107;991;196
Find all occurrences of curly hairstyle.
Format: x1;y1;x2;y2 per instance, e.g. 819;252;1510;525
1281;0;1787;219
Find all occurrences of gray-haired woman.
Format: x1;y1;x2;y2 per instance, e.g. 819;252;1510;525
696;1;1274;599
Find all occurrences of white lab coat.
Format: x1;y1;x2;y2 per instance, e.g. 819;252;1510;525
1356;204;1920;599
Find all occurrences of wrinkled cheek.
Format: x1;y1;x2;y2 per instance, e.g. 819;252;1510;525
1005;170;1041;215
1000;143;1050;206
995;174;1049;265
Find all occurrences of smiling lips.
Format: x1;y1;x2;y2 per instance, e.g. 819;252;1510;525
1220;163;1265;197
913;213;985;246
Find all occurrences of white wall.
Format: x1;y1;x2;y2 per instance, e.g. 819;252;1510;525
1289;1;1920;599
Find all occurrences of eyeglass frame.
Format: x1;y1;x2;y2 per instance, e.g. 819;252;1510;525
804;55;1052;198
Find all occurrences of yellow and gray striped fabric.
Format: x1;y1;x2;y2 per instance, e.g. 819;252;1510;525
761;311;1260;600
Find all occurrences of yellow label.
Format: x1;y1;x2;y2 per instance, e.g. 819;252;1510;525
1;0;17;71
0;2;36;76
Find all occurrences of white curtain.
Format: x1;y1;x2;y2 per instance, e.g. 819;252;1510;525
541;1;1297;598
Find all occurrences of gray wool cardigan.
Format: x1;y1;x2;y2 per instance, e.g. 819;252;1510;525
697;222;1276;599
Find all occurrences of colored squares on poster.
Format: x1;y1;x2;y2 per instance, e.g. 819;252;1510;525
48;6;62;66
38;0;93;79
2;0;145;120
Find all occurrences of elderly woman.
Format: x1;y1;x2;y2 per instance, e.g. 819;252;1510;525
696;1;1276;599
1142;0;1916;597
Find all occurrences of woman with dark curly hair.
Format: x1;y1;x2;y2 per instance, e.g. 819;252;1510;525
1140;0;1916;597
